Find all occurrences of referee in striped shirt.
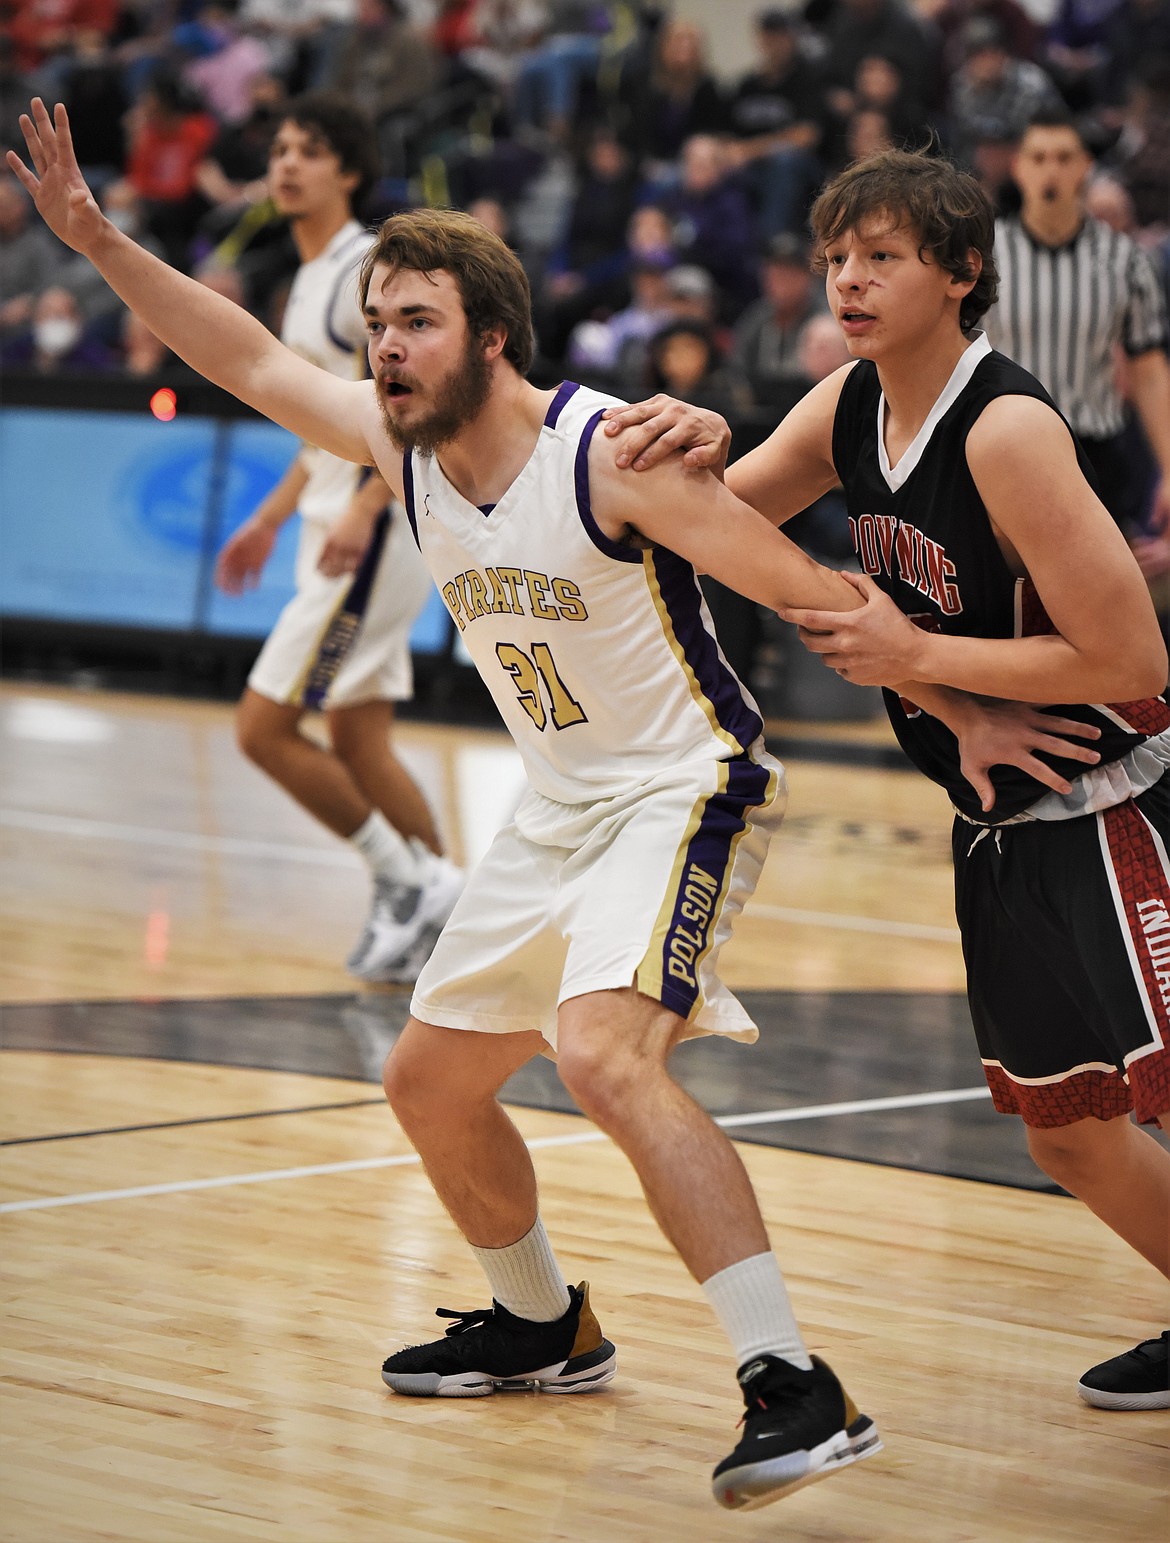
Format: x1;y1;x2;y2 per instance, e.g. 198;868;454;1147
985;109;1170;539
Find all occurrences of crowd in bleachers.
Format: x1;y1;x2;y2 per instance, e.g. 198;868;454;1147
2;0;1168;409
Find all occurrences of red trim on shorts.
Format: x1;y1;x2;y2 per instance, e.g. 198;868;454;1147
983;1062;1138;1127
1099;799;1170;1122
982;797;1170;1127
1105;698;1170;735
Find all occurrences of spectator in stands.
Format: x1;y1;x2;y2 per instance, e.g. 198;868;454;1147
778;314;856;560
120;307;176;376
0;177;63;337
179;1;272;126
53;178;166;340
947;16;1063;165
465;194;512;241
238;0;355;89
1101;0;1170;114
724;8;826;240
616;16;727;174
510;1;611;142
7;0;120;97
852;52;924;141
731;232;824;409
818;0;938;122
645;317;753;416
1107;60;1170;230
195;70;287;218
125;65;218;269
450;1;549;96
538;126;642;358
1;284;113;372
932;0;1040;95
820;50;921;171
1085;169;1139;230
659;134;758;322
324;0;439;170
566;250;676;383
1043;0;1119;112
58;25;127;180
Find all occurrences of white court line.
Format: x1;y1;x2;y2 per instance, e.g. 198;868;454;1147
0;808;960;941
749;904;960;943
0;807;357;867
0;1087;990;1214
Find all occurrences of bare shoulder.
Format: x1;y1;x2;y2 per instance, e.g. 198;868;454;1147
965;393;1071;470
353;383;405;496
587;420;714;541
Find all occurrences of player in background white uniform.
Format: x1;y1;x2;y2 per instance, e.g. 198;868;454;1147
213;95;461;983
23;105;1050;1508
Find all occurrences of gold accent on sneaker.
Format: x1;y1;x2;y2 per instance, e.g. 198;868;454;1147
569;1281;603;1358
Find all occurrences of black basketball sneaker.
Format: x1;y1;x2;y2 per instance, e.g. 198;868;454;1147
712;1353;883;1510
381;1281;616;1397
1078;1331;1170;1410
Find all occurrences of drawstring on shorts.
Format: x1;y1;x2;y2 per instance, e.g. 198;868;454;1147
955;806;1033;857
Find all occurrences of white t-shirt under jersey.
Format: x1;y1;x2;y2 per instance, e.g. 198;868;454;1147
280;217;372;524
396;381;767;805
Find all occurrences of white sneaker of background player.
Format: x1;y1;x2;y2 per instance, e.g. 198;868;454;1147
348;842;464;984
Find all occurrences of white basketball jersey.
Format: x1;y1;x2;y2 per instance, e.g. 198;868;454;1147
280;218;372;524
400;382;765;803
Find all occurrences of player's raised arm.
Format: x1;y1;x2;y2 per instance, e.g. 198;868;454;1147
7;100;380;474
588;431;862;615
603;370;852;527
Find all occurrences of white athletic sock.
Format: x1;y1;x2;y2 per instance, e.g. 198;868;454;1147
470;1217;573;1323
701;1252;813;1371
348;811;420;885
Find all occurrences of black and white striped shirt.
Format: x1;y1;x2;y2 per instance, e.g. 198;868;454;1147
985;216;1169;439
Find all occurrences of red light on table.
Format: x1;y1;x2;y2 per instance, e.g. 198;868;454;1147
149;387;177;421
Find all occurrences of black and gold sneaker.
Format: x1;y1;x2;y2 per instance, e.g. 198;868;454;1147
712;1353;883;1510
381;1281;616;1398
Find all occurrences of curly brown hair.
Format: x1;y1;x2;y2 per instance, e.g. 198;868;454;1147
358;208;536;375
810;150;999;333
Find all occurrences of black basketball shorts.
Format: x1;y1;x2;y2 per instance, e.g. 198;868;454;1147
953;774;1170;1128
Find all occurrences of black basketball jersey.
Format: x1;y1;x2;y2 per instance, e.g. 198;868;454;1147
831;338;1170;823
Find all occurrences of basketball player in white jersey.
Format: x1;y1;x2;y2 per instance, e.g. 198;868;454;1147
7;100;1010;1511
603;150;1170;1415
213;94;462;984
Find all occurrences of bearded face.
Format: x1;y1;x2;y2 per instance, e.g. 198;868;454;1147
377;327;494;456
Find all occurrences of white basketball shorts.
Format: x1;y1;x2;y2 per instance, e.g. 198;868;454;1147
248;505;433;710
411;745;787;1050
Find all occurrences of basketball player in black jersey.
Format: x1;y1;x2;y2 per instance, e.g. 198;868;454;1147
605;150;1170;1414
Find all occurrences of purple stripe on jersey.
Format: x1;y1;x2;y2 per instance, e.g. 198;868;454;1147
574;408;642;563
302;508;390;711
401;453;420;548
652;753;773;1021
324;234;369;355
650;546;763;751
544;380;580;427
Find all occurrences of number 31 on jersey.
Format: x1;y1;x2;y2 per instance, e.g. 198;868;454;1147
496;642;588;731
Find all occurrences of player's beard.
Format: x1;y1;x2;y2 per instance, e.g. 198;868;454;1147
378;334;493;456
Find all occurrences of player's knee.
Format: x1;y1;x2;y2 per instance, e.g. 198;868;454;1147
328;719;365;772
1025;1118;1114;1187
235;702;281;769
557;1037;644;1130
382;1036;444;1126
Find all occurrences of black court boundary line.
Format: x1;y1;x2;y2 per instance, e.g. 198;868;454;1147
1;991;1087;1195
0;1096;386;1147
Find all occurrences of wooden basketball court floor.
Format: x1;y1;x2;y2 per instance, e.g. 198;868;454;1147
1;681;1166;1542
